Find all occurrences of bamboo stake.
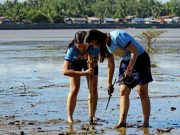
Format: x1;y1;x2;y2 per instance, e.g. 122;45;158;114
87;54;94;124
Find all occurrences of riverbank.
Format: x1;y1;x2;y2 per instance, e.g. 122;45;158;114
0;23;180;30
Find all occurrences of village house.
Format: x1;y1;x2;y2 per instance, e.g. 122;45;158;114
64;17;87;24
86;17;101;24
0;17;13;24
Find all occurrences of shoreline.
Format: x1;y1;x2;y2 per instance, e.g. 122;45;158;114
0;29;180;44
0;23;180;30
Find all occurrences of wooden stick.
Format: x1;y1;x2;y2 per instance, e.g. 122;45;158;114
87;54;94;124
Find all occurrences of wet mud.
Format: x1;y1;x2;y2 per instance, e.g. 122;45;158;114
0;29;180;135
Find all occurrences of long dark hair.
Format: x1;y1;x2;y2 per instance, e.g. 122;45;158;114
84;29;107;62
68;31;87;48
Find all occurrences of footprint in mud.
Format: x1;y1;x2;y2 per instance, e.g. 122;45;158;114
14;91;40;97
81;123;105;134
156;127;174;133
37;84;69;89
38;84;56;89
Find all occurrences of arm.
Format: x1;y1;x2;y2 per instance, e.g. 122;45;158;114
125;43;138;76
107;55;115;88
63;60;92;77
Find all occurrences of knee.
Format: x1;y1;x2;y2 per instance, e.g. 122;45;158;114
138;89;149;99
88;94;98;101
69;87;79;97
88;96;92;101
120;87;130;97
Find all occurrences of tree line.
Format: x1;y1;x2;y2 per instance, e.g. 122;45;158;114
0;0;179;23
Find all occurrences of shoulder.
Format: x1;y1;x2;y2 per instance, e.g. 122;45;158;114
65;46;77;59
110;30;124;36
110;30;131;42
67;46;76;53
110;30;126;41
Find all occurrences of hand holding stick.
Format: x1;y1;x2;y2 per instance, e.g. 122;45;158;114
105;78;116;110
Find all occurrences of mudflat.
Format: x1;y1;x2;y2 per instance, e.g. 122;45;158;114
0;29;180;135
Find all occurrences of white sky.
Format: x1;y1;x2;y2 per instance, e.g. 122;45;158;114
0;0;171;3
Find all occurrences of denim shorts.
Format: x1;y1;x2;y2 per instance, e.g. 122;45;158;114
119;51;153;88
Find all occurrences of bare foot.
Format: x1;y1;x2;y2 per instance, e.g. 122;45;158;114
93;117;100;122
143;123;149;127
67;118;73;125
137;123;149;128
89;117;94;125
113;122;126;129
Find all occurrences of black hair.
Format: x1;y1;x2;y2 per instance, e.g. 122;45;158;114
68;31;87;48
84;29;107;62
84;29;106;44
74;31;87;44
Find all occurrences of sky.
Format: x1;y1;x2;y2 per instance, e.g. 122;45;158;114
0;0;171;3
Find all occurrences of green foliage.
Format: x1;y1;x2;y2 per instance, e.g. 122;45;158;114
27;11;50;23
0;0;179;23
60;0;88;17
91;0;115;18
137;29;165;53
171;0;180;16
52;15;64;23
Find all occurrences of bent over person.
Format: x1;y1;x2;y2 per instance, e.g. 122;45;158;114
63;31;99;124
84;29;153;128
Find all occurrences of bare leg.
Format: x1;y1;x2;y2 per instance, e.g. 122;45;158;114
67;76;80;124
87;75;98;122
136;84;151;126
88;75;98;120
119;85;131;125
92;75;98;120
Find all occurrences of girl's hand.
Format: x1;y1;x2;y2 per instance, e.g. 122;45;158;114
124;66;133;77
84;68;93;76
107;85;114;95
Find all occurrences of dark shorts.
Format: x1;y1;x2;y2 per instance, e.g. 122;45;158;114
119;51;153;88
71;59;98;75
